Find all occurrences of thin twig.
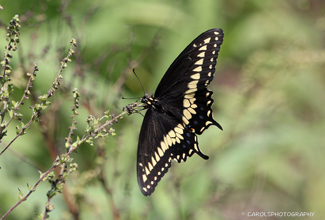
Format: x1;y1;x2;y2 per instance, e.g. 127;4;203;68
0;113;36;156
0;110;128;220
2;65;38;132
1;166;56;220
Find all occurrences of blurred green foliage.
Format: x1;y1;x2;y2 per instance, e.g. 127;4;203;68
0;0;325;219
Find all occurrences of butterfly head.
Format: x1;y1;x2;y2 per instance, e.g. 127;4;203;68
141;94;155;106
141;94;149;103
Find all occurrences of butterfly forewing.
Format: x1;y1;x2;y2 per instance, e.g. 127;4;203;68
154;28;224;97
137;28;224;196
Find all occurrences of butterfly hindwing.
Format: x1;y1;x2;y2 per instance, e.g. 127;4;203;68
137;108;208;196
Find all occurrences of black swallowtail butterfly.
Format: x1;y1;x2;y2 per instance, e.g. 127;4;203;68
136;28;224;196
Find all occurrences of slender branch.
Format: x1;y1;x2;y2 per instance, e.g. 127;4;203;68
0;39;76;156
0;112;36;156
42;197;53;220
97;148;120;220
67;111;128;155
4;64;38;127
98;175;120;220
0;15;21;138
42;164;68;220
0;165;56;220
0;110;129;220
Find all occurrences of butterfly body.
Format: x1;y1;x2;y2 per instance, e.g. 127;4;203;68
136;28;224;196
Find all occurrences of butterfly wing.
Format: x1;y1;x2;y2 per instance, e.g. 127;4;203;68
137;108;208;196
154;28;224;97
155;28;224;134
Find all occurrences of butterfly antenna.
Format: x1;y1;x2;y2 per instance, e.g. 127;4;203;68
132;68;146;96
122;97;140;99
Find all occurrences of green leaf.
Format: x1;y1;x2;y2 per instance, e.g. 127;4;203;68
8;110;14;118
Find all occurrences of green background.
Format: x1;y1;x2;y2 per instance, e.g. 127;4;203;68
0;0;325;219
